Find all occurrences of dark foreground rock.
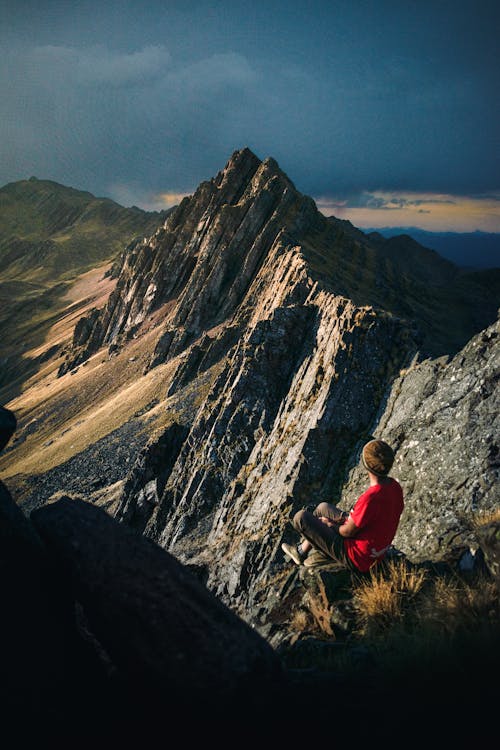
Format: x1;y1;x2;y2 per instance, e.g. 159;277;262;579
0;485;497;745
31;496;283;704
0;482;111;745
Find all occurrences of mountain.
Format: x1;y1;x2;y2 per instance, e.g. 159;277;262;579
363;226;500;269
0;176;169;395
0;148;498;693
54;153;499;370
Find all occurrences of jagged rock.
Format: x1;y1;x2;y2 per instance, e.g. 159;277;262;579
300;565;357;637
30;497;284;711
56;149;498;634
6;147;500;665
58;147;499;377
117;421;189;532
340;314;500;564
260;559;358;651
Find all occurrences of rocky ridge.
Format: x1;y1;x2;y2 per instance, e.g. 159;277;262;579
6;477;493;745
2;147;499;653
343;315;499;559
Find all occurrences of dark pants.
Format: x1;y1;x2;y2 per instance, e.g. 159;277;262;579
293;502;354;570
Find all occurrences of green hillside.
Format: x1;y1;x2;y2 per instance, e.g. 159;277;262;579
0;177;169;394
0;177;167;284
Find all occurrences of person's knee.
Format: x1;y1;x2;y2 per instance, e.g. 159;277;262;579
315;502;331;517
292;508;307;532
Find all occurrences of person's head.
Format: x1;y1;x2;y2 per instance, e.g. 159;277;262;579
0;406;16;453
362;439;394;478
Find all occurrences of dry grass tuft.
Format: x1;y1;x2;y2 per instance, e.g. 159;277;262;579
352;559;427;636
419;573;499;636
344;558;499;684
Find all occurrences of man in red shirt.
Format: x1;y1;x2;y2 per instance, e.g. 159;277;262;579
282;439;404;572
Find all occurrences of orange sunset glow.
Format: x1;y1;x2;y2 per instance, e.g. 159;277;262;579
315;192;500;233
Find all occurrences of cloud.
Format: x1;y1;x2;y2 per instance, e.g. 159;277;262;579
315;191;500;232
0;8;498;220
0;42;259;197
316;192;458;211
31;44;172;87
107;183;192;211
165;53;257;93
157;191;192;208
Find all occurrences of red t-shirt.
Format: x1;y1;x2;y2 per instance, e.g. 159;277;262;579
344;478;404;572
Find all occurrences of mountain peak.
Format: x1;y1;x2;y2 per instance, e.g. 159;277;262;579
52;144;500;383
213;147;261;192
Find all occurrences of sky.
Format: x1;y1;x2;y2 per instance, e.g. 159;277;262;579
1;0;499;232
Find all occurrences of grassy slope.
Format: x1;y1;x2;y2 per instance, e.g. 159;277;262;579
0;177;168;392
0;177;164;280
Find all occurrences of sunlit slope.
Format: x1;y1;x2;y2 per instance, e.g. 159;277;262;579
0;177;168;391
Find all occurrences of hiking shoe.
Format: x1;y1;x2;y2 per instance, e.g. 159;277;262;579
303;550;333;568
281;543;303;565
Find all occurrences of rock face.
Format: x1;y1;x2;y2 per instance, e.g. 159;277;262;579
6;147;499;643
340;314;499;564
0;487;345;742
1;485;496;745
58;147;499;375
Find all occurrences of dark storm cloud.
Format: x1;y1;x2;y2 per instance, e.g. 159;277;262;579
0;40;258;195
0;0;499;209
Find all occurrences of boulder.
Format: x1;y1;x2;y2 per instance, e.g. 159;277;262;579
30;497;284;722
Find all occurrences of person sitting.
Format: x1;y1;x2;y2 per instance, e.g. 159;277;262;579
281;439;404;572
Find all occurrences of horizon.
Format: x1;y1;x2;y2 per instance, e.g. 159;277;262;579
4;170;500;239
2;1;499;234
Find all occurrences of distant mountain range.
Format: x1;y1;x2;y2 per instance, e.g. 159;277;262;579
363;227;500;269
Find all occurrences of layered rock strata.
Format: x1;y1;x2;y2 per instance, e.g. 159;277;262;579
17;147;498;637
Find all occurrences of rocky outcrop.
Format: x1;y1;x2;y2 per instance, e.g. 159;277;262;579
340;312;500;563
5;148;499;671
58;147;499;378
115;286;415;618
47;148;498;633
0;486;294;741
58;148;306;373
1;482;496;744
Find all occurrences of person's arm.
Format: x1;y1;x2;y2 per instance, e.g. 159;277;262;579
318;510;348;527
338;516;359;538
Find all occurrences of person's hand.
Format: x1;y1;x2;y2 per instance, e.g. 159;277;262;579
318;515;337;527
